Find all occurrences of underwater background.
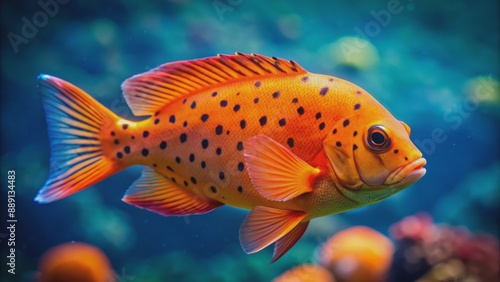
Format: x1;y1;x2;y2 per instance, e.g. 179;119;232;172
1;0;499;281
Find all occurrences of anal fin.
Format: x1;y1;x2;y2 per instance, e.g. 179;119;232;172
122;168;222;216
239;206;307;255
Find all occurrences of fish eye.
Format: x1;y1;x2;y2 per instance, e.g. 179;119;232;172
366;125;391;153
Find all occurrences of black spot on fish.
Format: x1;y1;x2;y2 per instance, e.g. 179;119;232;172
114;139;120;145
237;141;243;151
240;120;246;129
254;81;261;88
343;119;350;127
226;130;230;135
233;104;240;112
320;87;329;96
122;124;128;130
297;107;304;115
353;131;358;137
259;116;267;126
169;115;176;123
287;138;294;148
219;171;225;180
143;131;149;138
220;100;228;107
183;98;187;104
202;139;209;149
336;141;342;147
354;103;361;110
315;112;322;120
292;98;298;103
171;177;176;183
180;133;187;143
111;131;115;136
189;154;195;162
319;122;325;130
131;136;135;140
405;157;408;161
356;90;362;94
183;121;188;127
237;186;243;193
153;163;157;167
191;101;196;109
278;118;286;127
329;78;334;82
142;148;149;157
167;165;174;172
394;149;399;154
175;156;181;164
216;147;222;155
201;114;209;122
272;91;280;99
201;161;206;169
252;97;259;104
154;118;160;125
211;91;218;97
160;141;167;150
353;144;358;150
116;152;123;159
184;180;188;187
216;125;223;135
190;177;197;184
124;146;131;154
301;76;309;82
238;162;244;172
211;186;217;193
333;129;337;134
154;111;160;116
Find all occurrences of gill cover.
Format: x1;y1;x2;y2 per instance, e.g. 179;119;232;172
323;114;362;189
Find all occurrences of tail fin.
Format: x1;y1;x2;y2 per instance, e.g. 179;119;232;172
35;74;121;203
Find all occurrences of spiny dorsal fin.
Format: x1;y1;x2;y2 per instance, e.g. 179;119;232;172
121;53;307;116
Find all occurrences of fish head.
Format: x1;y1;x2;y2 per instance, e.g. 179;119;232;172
324;111;426;205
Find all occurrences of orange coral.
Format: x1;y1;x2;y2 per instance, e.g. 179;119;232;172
37;242;113;282
317;226;394;282
273;264;336;282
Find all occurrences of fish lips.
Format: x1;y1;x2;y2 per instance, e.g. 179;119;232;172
384;157;427;188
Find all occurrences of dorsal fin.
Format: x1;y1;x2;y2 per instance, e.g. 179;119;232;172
121;53;307;116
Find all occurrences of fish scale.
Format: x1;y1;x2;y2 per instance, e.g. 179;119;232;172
35;53;426;262
116;74;356;211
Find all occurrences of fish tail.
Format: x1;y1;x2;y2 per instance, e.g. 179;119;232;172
35;74;124;203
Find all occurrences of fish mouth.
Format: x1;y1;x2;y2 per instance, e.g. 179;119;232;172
385;158;427;188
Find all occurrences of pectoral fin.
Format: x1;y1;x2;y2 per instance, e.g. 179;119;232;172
239;206;307;255
122;168;223;216
244;135;320;201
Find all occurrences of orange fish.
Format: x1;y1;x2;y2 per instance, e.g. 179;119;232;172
35;53;426;262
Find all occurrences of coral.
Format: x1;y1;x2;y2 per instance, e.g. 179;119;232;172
317;226;394;282
37;242;113;282
388;213;500;282
273;264;336;282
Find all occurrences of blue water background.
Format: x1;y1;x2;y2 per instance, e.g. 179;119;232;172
1;0;499;281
